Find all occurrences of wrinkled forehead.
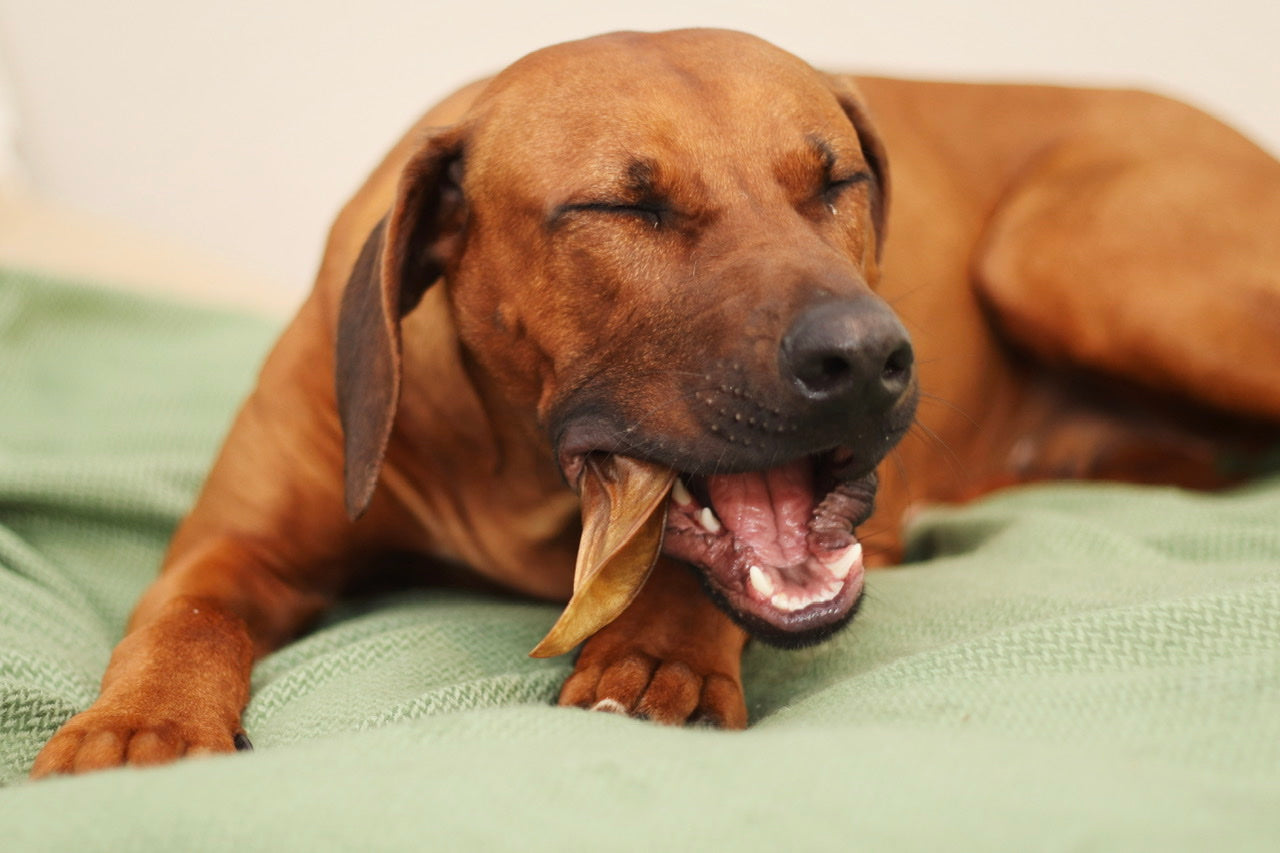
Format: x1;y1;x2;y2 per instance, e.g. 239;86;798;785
464;31;852;195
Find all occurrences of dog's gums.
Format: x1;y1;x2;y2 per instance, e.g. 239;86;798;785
661;451;873;644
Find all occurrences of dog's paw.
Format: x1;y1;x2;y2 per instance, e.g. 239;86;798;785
558;645;748;729
31;708;242;778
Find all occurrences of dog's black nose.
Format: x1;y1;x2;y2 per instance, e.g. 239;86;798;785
780;297;914;410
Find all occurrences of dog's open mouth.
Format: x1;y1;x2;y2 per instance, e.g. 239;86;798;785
660;448;874;646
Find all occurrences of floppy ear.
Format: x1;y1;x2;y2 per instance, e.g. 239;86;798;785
826;77;891;259
335;127;468;519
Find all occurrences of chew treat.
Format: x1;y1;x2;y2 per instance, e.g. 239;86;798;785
529;456;675;657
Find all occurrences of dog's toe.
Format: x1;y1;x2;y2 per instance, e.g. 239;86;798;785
591;651;658;712
689;673;749;728
71;729;129;773
31;709;241;778
29;728;84;779
124;729;181;766
635;660;701;724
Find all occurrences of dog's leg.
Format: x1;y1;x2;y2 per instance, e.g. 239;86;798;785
32;320;387;777
974;93;1280;423
29;541;323;776
559;558;750;728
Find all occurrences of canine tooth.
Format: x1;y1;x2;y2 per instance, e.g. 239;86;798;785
698;507;723;533
827;543;863;580
749;566;775;598
671;478;694;507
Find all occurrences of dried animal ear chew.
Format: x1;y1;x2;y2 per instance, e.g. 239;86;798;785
529;456;675;658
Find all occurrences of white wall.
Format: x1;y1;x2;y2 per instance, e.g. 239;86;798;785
0;48;19;186
2;0;1277;304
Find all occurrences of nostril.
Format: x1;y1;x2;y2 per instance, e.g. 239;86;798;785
791;351;855;396
789;347;859;398
881;344;913;387
819;355;853;384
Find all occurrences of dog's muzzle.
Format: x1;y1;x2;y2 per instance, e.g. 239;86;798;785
558;295;917;647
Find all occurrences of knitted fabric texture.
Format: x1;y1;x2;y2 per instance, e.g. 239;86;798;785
1;270;1278;851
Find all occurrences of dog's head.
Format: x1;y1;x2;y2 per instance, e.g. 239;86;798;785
337;29;917;646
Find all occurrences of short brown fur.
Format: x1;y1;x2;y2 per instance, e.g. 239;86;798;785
33;29;1280;776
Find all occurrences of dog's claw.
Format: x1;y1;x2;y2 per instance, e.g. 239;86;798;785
588;698;630;715
234;731;254;752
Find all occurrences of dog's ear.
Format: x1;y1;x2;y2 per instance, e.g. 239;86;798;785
336;127;468;519
826;77;891;259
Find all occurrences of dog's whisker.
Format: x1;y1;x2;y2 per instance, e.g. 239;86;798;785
916;390;979;428
884;280;938;308
908;420;969;489
887;447;911;490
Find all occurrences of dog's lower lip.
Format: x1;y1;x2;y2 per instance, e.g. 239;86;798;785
560;452;587;489
555;416;636;488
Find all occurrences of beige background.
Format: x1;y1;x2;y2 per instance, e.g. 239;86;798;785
2;0;1277;309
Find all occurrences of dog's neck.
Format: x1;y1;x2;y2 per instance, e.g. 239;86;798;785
378;286;581;596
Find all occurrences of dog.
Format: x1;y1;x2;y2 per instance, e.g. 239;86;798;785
33;28;1280;776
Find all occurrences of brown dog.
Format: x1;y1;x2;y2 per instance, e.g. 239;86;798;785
33;29;1280;776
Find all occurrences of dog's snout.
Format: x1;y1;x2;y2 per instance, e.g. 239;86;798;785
780;298;914;409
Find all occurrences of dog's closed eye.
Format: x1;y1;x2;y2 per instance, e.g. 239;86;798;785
823;170;871;204
553;200;668;229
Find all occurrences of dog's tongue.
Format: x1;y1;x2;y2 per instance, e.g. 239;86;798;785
529;456;674;658
705;460;816;568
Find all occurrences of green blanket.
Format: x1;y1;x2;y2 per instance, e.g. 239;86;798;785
1;269;1278;851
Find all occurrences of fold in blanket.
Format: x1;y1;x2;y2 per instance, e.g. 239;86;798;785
1;270;1278;850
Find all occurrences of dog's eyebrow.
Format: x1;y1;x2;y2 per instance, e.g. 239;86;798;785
547;156;664;227
776;135;865;196
808;135;839;173
807;135;870;182
623;158;658;195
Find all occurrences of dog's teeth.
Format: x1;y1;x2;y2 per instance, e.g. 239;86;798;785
672;478;694;507
749;566;775;598
698;507;723;533
772;592;806;613
769;580;843;613
826;543;863;581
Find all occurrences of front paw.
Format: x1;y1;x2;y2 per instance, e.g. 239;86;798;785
31;707;243;778
559;644;748;728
